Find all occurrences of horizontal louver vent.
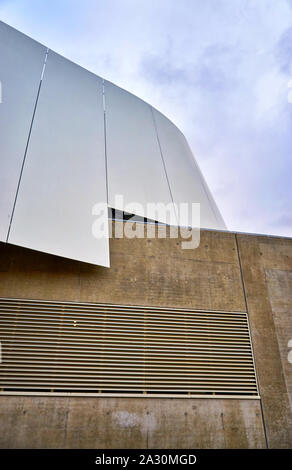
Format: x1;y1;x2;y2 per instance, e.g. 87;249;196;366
0;298;258;398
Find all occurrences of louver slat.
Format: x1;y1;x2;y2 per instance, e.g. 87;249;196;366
0;298;259;398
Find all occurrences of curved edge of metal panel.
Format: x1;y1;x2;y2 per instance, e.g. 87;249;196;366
104;78;226;230
1;20;226;268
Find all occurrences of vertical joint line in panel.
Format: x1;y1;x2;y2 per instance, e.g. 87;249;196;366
102;79;109;205
234;233;260;396
150;106;178;224
235;233;269;448
6;47;49;242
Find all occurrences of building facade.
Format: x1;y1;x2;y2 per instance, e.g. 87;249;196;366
0;21;291;449
0;226;292;448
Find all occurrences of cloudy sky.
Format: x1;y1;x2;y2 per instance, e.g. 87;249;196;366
1;0;291;236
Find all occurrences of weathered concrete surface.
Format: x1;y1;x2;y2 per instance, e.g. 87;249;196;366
237;234;292;448
0;225;245;311
265;268;292;416
79;224;246;311
0;396;265;449
0;226;291;448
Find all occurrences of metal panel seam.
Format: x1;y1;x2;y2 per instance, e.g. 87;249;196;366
102;79;109;205
6;47;49;243
150;105;178;225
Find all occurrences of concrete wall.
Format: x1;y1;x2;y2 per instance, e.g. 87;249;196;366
0;224;245;311
237;234;292;448
0;223;291;448
0;396;265;449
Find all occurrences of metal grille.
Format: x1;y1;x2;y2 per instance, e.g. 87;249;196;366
0;298;259;398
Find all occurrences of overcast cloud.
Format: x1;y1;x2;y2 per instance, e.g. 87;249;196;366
1;0;292;236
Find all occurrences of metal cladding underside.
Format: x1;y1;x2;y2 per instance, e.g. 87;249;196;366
0;21;226;267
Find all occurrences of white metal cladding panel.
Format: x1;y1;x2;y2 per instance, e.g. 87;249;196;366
152;108;226;230
104;81;177;226
8;50;109;267
0;298;259;397
0;21;47;242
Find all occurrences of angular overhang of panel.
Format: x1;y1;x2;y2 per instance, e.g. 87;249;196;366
152;108;226;230
0;21;47;242
8;50;109;267
104;80;177;226
0;21;227;268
